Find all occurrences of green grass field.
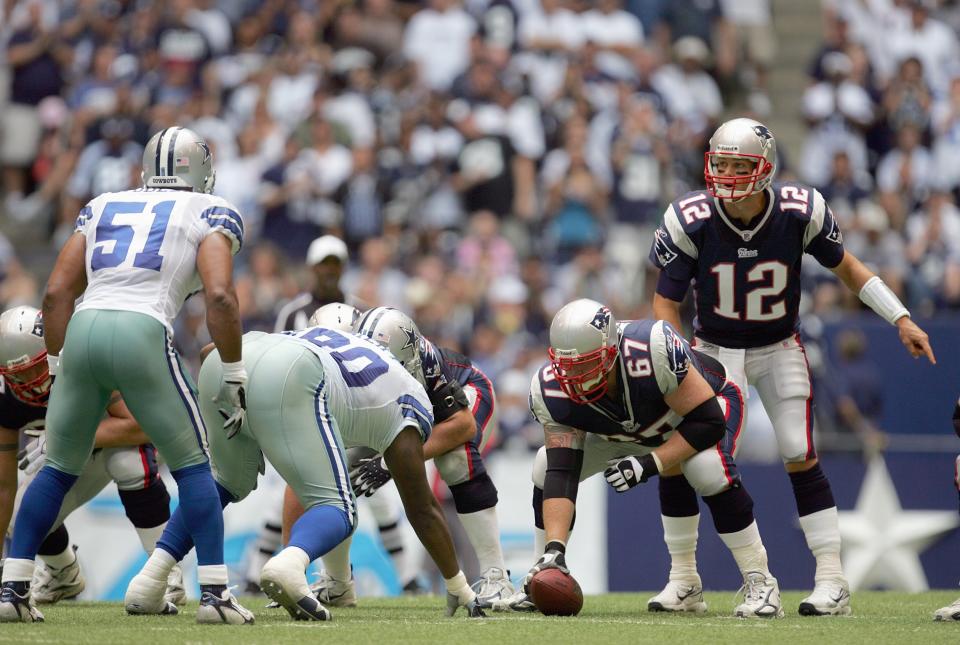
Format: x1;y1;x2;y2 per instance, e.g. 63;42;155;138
1;592;958;644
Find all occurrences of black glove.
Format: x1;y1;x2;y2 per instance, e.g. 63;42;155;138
350;455;392;497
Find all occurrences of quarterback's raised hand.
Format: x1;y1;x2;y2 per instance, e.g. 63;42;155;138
350;455;392;497
522;541;569;594
604;454;656;492
216;362;247;439
17;425;47;476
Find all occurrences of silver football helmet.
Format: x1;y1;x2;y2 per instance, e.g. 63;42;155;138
353;307;425;386
704;117;777;201
141;126;215;193
0;305;50;406
548;298;619;404
309;302;361;332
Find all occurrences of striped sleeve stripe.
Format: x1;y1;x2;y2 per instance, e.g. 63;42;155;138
201;206;245;240
163;331;209;457
397;394;434;439
314;380;356;524
663;206;699;259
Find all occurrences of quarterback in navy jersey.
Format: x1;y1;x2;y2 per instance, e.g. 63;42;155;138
505;298;784;618
0;306;182;608
647;118;935;617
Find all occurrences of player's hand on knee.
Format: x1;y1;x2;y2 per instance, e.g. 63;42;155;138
522;543;568;594
603;455;650;492
215;366;247;439
17;428;47;476
349;455;391;497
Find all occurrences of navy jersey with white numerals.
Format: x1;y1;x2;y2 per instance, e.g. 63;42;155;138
529;320;727;447
649;182;845;348
0;377;45;432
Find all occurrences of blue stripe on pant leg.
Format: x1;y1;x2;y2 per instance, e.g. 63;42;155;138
313;380;355;524
162;330;208;456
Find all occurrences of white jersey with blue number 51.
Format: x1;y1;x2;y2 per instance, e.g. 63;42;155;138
74;187;243;332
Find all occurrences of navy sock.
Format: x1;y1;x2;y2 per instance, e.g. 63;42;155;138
658;474;700;517
10;467;78;560
38;524;70;557
168;463;224;566
157;480;234;561
788;463;836;517
702;484;755;535
287;505;354;561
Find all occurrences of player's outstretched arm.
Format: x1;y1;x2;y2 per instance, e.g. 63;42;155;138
652;291;685;334
422;407;475;461
831;251;936;364
384;427;482;616
541;425;585;546
197;234;242;364
42;233;88;362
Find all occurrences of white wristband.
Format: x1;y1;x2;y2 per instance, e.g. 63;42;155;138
221;360;247;381
858;276;909;325
444;571;475;603
47;354;60;376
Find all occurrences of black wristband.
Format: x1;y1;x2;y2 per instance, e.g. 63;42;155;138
637;453;659;482
545;540;566;554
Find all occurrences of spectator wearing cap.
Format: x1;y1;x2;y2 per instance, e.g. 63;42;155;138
274;235;352;332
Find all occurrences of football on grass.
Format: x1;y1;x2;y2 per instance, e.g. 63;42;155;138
529;568;583;616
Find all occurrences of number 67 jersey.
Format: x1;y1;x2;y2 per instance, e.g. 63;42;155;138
74;188;243;332
649;182;845;348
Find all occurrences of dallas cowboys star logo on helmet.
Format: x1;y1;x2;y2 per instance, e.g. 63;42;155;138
197;140;212;163
400;325;418;351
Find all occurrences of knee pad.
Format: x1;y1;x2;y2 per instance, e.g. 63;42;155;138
435;446;482;487
531;446;547;488
681;449;737;497
105;446;158;491
449;472;498;514
118;478;172;528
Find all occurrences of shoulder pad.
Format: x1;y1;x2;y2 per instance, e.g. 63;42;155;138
649;320;691;396
529;364;569;426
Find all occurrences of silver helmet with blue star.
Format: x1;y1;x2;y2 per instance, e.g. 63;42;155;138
353;306;424;386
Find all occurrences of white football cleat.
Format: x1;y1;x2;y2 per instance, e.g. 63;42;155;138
0;585;43;623
164;565;187;607
490;589;537;613
798;579;852;616
260;558;331;621
734;571;784;619
196;588;255;625
647;579;708;614
310;571;357;608
125;572;179;615
32;546;85;604
934;597;960;621
474;567;515;608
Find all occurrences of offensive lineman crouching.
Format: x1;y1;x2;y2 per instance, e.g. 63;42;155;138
505;299;784;618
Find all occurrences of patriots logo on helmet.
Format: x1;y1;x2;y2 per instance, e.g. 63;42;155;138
654;228;678;266
31;312;44;339
589;307;612;334
753;125;773;141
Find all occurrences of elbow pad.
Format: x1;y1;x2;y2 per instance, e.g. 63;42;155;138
431;380;469;423
543;447;583;502
676;397;726;451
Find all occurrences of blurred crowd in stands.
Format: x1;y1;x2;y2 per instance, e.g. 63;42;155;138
0;0;956;450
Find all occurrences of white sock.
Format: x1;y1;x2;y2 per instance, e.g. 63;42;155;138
321;536;353;582
458;507;506;573
534;527;546;557
136;524;166;554
662;514;700;583
718;521;771;578
2;558;35;582
197;564;228;586
142;548;177;582
40;545;76;570
798;507;845;583
266;546;311;595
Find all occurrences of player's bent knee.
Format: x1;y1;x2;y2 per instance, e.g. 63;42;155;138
118;481;171;528
449;472;498;514
435;449;471;487
106;447;157;491
532;446;547;488
682;451;733;497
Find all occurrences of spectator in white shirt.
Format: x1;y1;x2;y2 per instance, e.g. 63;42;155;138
581;0;644;79
876;123;934;230
517;0;585;103
403;0;477;91
885;0;959;97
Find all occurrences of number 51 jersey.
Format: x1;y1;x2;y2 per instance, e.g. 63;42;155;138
74;188;244;333
649;182;845;348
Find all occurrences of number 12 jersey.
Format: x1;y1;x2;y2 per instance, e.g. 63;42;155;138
649;182;845;348
75;188;244;333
